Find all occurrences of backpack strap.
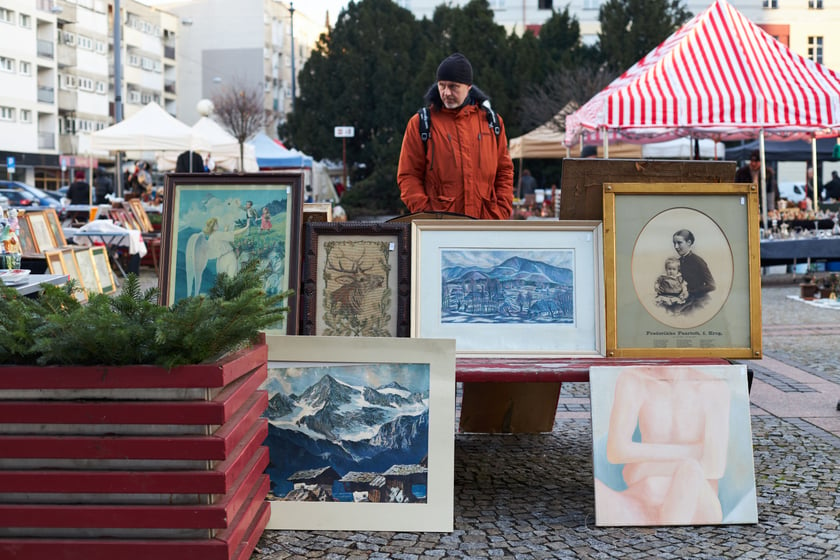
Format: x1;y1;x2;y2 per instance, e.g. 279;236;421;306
417;102;500;152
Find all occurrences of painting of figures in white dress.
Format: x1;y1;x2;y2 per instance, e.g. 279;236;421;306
440;249;575;324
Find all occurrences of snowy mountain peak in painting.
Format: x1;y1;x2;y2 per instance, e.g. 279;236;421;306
265;375;428;443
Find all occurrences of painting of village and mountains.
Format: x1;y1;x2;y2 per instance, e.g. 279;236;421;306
262;361;431;504
440;249;575;324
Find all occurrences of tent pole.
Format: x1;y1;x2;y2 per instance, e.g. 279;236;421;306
811;135;819;213
602;127;609;159
760;129;768;231
517;156;523;199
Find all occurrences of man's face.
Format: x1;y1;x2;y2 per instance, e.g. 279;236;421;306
438;81;470;109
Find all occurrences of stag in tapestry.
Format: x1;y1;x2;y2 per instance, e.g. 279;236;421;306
321;240;392;336
440;249;575;324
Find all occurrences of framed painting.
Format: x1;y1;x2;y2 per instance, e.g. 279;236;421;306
262;335;456;531
90;246;117;294
302;202;332;224
589;364;757;526
300;222;410;337
23;211;58;253
602;182;761;358
74;247;102;295
43;208;67;246
411;220;605;357
128;199;154;232
62;248;88;302
159;172;304;334
43;250;66;275
14;214;36;255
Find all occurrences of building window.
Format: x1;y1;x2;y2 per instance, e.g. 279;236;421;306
0;8;13;24
0;107;15;122
20;109;31;123
0;57;14;73
583;0;600;9
808;36;824;63
19;13;31;28
77;35;93;50
809;0;824;8
538;0;553;9
19;61;30;76
762;0;778;8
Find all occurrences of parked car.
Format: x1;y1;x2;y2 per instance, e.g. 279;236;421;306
0;188;41;208
45;185;69;202
0;193;9;210
0;181;63;210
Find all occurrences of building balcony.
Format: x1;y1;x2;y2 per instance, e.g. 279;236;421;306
58;89;77;108
57;44;77;68
164;80;176;94
37;39;55;59
38;131;56;150
59;133;79;155
38;86;55;104
164;45;175;60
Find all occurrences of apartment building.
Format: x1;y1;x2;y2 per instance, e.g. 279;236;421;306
154;0;323;134
0;0;178;190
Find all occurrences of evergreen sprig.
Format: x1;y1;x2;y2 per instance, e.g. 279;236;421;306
0;259;289;368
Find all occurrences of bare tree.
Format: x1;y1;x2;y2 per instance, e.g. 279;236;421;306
518;66;619;132
211;81;265;169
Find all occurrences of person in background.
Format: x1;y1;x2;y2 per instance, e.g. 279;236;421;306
397;52;514;219
94;167;114;204
518;168;537;199
822;170;840;202
580;145;598;158
205;153;216;172
735;149;778;212
175;150;206;173
133;162;153;199
67;170;91;205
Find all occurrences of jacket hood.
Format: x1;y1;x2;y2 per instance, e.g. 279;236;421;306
424;83;491;111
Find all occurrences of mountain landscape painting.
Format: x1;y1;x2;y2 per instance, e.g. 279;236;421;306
440;249;575;324
262;362;431;504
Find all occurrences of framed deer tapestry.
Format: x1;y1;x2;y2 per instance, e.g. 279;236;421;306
300;222;410;337
160;172;304;334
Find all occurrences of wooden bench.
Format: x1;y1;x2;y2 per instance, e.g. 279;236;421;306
456;357;736;433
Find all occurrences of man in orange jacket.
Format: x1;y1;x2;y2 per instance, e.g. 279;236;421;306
397;53;514;220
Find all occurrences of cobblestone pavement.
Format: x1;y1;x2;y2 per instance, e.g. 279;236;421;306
132;266;840;560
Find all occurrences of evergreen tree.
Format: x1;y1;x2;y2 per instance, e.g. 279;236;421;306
598;0;692;72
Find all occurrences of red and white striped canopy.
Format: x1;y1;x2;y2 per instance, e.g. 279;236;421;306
564;0;840;146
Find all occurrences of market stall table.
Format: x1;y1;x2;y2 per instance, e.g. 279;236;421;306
68;220;148;280
759;236;840;268
0;273;67;297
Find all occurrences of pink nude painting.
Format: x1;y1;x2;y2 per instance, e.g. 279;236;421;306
589;364;758;526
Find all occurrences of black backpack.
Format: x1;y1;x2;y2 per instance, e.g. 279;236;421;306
417;100;501;151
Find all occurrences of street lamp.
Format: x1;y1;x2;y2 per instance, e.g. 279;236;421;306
289;2;295;113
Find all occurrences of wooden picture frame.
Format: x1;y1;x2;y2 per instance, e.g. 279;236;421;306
111;208;140;231
43;250;66;275
128;199;154;233
90;246;117;294
62;248;88;302
263;335;456;531
44;249;86;303
74;247;102;295
14;213;36;255
602;182;761;358
160;172;304;334
23;211;58;253
300;222;410;337
302;202;333;224
43;208;67;246
411;220;605;358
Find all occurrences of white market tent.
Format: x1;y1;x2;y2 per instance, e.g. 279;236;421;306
564;0;840;223
155;117;259;172
90;102;194;152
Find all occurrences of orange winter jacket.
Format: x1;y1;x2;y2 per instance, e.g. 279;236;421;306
397;87;514;220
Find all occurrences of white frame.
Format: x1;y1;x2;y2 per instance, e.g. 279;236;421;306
411;220;605;357
263;335;456;532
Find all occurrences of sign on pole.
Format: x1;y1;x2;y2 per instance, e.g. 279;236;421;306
334;126;354;194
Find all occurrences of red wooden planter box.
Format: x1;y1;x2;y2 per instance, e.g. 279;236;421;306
0;341;270;560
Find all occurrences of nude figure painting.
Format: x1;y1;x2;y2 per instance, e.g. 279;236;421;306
589;364;758;526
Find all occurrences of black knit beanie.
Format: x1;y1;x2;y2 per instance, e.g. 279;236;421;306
436;53;473;85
